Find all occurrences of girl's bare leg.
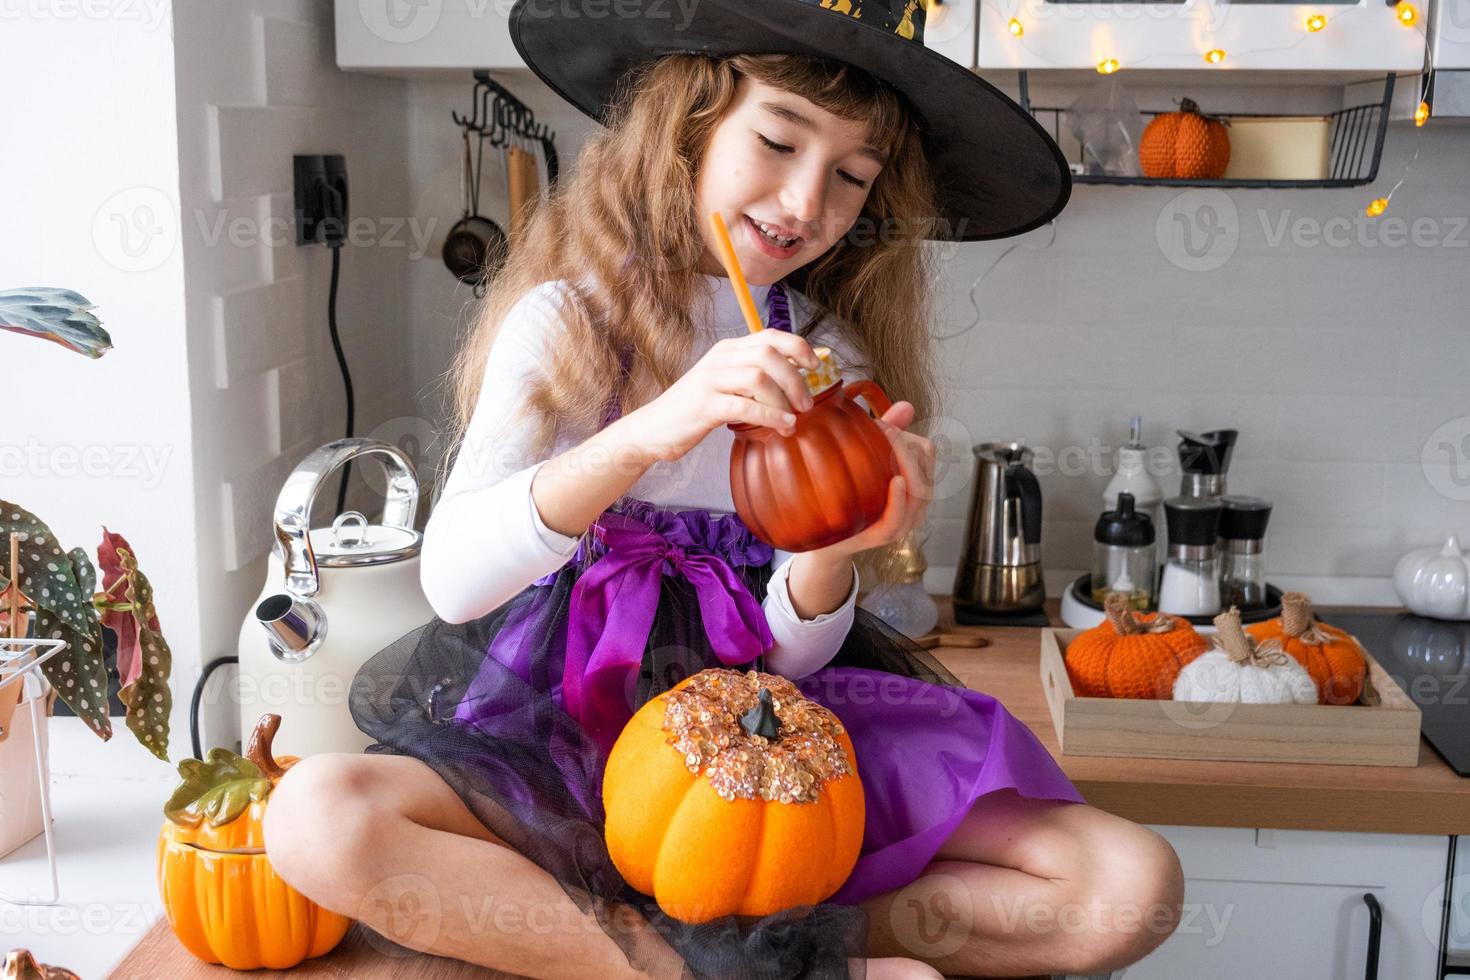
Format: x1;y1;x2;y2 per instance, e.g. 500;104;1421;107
860;792;1184;977
263;752;687;980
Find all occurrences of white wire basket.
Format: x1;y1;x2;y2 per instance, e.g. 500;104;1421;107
0;636;66;906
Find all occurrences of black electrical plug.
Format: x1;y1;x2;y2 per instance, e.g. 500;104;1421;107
293;154;348;247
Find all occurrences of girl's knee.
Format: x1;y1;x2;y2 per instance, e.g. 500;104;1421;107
264;753;383;902
1066;828;1184;973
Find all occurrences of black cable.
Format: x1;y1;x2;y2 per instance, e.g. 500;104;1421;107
190;655;239;759
325;240;355;514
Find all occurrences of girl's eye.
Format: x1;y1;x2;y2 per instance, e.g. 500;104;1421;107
757;134;870;189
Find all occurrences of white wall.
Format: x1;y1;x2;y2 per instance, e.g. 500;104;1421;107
169;1;418;748
396;82;1470;606
0;4;196;764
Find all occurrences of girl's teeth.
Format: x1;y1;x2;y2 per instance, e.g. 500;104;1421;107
754;219;796;246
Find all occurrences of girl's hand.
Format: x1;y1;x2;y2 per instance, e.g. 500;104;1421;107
620;329;821;463
810;400;935;560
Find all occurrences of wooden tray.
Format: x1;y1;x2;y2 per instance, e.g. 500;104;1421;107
1039;629;1422;767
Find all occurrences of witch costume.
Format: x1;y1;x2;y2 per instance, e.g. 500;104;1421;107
351;1;1082;976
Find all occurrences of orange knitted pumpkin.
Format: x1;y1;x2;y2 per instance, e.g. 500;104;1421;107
1247;592;1366;705
1065;594;1210;699
1139;98;1231;179
602;668;864;924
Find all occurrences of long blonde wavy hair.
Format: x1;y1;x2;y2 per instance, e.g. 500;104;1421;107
440;52;943;583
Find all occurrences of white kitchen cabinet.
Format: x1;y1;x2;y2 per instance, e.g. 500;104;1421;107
1432;0;1470;68
335;0;524;74
979;0;1426;73
1117;826;1448;980
924;0;978;67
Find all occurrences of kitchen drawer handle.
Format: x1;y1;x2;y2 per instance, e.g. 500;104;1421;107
1362;892;1382;980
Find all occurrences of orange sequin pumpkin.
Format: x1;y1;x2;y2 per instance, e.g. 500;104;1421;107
1247;592;1366;705
602;668;865;923
157;714;351;970
1065;594;1211;699
1140;98;1231;179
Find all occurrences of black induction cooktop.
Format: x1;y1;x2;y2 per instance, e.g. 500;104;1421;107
1325;611;1470;777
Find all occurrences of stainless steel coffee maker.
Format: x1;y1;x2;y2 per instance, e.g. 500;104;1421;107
954;442;1045;618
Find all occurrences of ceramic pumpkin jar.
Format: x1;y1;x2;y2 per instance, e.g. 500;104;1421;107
1065;593;1210;699
1246;592;1366;705
157;714;351;969
1139;98;1231;179
603;668;865;923
729;348;898;552
2;949;79;980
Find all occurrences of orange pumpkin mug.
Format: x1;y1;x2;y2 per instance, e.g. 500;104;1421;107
729;351;899;553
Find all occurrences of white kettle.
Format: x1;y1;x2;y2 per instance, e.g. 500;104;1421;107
237;438;435;758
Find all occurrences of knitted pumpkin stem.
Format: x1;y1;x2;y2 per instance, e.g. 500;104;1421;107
246;713;287;780
1280;591;1332;644
1104;591;1176;635
1213;607;1286;668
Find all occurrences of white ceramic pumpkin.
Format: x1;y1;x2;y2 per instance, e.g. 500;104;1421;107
1393;536;1470;621
1172;607;1318;705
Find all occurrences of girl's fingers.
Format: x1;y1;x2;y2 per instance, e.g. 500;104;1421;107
716;393;796;434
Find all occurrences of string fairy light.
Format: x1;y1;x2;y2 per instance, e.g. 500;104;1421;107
1096;57;1120;74
1204;48;1226;64
1007;16;1023;36
1305;13;1328;32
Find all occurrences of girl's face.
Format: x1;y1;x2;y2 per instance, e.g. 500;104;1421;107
695;76;887;284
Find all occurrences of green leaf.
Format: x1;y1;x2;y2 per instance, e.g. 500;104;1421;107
0;501;98;635
0;287;111;358
31;606;112;741
119;616;172;761
164;748;272;829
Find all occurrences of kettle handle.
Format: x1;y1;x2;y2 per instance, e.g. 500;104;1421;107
272;437;420;597
1004;464;1043;546
844;379;892;419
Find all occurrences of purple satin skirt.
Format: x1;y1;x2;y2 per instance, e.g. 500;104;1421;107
351;498;1083;979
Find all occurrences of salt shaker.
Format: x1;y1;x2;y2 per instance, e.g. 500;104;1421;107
1218;495;1272;608
1158;496;1223;617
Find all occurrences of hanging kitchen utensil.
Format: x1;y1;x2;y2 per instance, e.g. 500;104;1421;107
442;128;508;293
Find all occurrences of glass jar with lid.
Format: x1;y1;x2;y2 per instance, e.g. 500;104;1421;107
1158;496;1223;617
1218;495;1272;608
1090;492;1156;611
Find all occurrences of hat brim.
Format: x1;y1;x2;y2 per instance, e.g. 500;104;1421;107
509;0;1069;241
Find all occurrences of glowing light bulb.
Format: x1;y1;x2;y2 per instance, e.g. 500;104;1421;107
1305;13;1327;31
1204;48;1226;64
1007;17;1023;36
1395;2;1418;26
1415;101;1430;126
1096;58;1120;74
1365;198;1389;217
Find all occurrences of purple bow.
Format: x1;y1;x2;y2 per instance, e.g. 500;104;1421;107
561;509;774;753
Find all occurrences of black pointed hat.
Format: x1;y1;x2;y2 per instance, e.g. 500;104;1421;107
509;0;1070;241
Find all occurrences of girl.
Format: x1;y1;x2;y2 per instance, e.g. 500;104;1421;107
265;0;1184;976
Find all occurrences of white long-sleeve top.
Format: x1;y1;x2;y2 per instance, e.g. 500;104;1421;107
420;273;870;680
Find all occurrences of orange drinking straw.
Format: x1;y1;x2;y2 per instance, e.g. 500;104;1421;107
708;211;765;335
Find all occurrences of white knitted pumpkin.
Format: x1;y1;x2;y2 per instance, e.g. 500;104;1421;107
1172;607;1318;705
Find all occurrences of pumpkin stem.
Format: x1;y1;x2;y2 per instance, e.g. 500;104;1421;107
1280;591;1332;644
1104;592;1178;635
1179;97;1201;115
740;688;781;741
1212;607;1287;668
246;713;287;780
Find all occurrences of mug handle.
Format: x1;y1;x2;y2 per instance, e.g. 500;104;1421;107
844;379;892;420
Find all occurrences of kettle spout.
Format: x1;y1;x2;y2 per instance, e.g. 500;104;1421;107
255;593;326;663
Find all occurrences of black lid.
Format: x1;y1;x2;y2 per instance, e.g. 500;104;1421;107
1218;495;1272;540
1163;495;1223;546
1095;492;1155;547
1177;429;1239;476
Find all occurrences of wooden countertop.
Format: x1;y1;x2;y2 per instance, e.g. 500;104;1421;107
927;598;1470;837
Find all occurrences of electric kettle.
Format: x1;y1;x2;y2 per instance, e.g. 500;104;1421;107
953;442;1045;618
237;438;434;758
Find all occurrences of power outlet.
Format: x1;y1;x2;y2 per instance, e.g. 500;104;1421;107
293;154;348;246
